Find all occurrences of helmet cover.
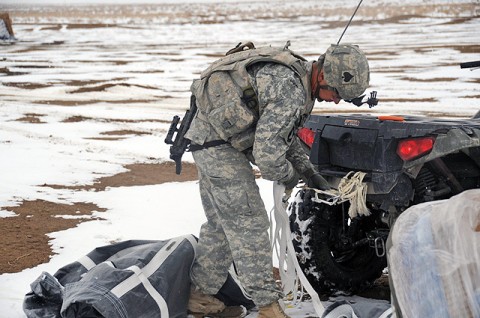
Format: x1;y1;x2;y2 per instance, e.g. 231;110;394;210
322;44;370;100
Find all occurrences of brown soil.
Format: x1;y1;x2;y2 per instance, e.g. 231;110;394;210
33;99;160;106
399;77;457;82
1;161;198;274
33;96;164;106
15;113;46;123
69;83;158;94
61;115;170;124
1;200;107;273
2;82;52;89
81;130;152;140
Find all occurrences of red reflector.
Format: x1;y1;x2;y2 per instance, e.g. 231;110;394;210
397;137;435;161
297;127;315;148
378;115;405;122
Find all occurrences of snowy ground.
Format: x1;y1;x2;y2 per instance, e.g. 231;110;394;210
0;0;479;317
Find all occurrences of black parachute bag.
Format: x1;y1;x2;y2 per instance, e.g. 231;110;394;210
23;235;254;318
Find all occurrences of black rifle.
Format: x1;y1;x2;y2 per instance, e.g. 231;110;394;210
165;95;197;174
460;60;480;69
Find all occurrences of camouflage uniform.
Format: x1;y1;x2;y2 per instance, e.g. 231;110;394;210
186;51;316;306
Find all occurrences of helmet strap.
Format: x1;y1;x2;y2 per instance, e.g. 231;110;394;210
311;62;323;100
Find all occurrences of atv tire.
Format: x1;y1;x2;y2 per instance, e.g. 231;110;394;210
288;188;387;295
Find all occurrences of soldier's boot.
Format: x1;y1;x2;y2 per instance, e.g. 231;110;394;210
188;287;246;318
257;300;290;318
189;306;246;318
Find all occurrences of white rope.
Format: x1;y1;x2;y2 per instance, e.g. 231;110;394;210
308;171;370;218
337;171;370;218
270;182;325;317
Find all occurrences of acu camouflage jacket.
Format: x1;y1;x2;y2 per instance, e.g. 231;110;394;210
185;45;316;181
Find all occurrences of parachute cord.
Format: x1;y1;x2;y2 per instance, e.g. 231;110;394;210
306;171;370;218
337;171;370;218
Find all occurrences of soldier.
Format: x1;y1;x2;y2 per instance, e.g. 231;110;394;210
0;13;15;40
185;42;370;318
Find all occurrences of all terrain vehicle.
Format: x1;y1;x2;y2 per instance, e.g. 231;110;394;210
288;88;480;294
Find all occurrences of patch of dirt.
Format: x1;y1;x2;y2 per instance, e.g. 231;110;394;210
1;162;198;275
65;78;128;87
34;99;158;106
13;64;54;69
85;131;169;140
15;113;46;123
2;82;52;89
61;115;170;124
34;100;97;106
373;67;417;73
0;200;106;274
413;44;480;55
41;40;65;46
66;23;115;29
39;24;62;31
100;129;151;136
69;83;158;94
400;77;457;82
0;67;28;76
84;136;126;141
62;115;92;122
43;162;198;192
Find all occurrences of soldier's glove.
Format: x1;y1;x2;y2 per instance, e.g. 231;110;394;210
281;170;300;191
303;168;330;190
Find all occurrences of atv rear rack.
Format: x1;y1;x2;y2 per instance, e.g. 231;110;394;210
309;188;346;206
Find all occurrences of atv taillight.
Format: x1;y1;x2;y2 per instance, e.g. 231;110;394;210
297;127;315;148
397;137;435;161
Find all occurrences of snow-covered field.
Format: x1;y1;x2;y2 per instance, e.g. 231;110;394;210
0;0;479;316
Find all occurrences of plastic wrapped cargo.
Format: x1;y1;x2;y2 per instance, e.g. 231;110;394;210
388;189;480;318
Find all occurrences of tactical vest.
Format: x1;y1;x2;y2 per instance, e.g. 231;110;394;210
187;46;314;151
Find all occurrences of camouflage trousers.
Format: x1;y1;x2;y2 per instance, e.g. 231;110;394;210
191;143;282;307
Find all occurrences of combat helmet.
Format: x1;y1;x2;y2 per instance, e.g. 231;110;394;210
322;44;370;101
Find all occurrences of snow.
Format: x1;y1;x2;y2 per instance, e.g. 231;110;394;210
0;0;479;317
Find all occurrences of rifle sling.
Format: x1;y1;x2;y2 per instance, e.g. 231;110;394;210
189;140;228;152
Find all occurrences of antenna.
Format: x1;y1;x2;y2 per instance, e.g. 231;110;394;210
336;0;365;46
